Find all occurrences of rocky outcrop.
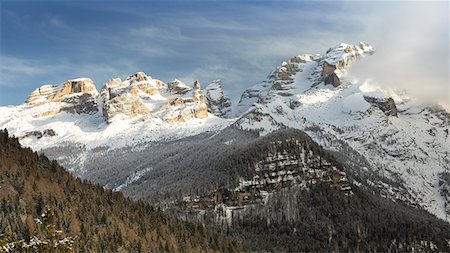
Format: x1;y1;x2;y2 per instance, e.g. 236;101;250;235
324;42;374;69
100;78;123;101
61;93;99;114
21;71;213;123
272;55;320;90
100;74;210;123
26;78;98;105
321;43;374;87
205;80;232;118
103;93;149;121
322;62;341;87
25;78;99;117
193;103;208;118
168;79;192;95
162;80;209;123
50;78;98;102
163;103;208;124
101;72;161;121
22;129;56;139
323;73;340;87
235;54;321;116
192;80;206;103
363;96;398;117
127;72;165;96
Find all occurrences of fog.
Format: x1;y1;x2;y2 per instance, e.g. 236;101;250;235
349;2;449;110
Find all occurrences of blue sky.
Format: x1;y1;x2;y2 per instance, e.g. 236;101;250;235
1;1;448;106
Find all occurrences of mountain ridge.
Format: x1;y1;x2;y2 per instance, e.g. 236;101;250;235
1;42;449;224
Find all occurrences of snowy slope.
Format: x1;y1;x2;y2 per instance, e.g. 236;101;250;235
0;74;234;175
235;43;450;221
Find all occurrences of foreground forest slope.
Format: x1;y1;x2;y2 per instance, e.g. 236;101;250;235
0;129;241;252
166;128;450;252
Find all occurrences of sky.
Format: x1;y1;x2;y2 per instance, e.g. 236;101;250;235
0;0;449;108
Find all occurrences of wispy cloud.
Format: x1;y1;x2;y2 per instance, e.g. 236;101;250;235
48;16;70;29
0;54;139;88
0;56;50;87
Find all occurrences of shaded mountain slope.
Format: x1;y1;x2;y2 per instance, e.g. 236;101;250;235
162;128;450;252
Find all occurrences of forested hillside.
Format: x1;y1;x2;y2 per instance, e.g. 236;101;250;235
167;128;450;252
0;129;241;252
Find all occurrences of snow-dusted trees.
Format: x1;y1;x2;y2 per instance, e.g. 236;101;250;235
1;206;76;253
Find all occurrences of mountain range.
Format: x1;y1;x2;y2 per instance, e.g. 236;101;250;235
1;42;449;251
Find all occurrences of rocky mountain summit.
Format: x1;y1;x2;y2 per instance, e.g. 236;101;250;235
21;72;216;124
25;78;99;117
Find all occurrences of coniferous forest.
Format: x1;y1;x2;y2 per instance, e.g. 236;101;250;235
0;129;242;252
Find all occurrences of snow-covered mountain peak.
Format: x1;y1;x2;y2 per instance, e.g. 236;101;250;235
23;78;100;118
324;42;375;66
234;42;375;116
26;78;98;106
126;71;151;82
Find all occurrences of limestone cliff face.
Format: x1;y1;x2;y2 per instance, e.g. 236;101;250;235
162;80;209;124
100;73;210;123
321;42;374;87
103;93;150;120
26;78;99;117
26;78;98;105
128;72;166;96
205;80;232;118
167;79;192;95
22;72;214;124
101;72;162;121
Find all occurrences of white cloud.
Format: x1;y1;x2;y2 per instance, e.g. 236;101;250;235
48;16;69;29
0;55;140;88
348;1;449;108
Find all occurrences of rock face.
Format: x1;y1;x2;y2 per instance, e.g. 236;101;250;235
363;96;398;117
162;80;209;123
99;73;210;123
167;79;192;95
20;71;214;124
103;93;150;120
205;80;232;118
61;93;99;114
26;78;98;105
101;72;162;121
25;78;99;117
22;129;56;139
322;62;341;87
321;42;375;87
